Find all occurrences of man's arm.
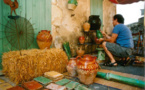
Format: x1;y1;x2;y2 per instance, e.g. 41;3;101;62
99;33;118;43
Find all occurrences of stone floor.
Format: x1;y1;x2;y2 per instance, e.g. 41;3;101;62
100;63;144;76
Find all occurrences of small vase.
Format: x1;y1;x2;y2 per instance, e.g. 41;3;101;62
36;30;52;49
76;46;85;56
96;30;103;39
66;58;77;77
68;0;78;10
83;22;90;32
79;36;85;44
95;37;99;44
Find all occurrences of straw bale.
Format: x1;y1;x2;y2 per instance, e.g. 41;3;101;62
2;48;68;84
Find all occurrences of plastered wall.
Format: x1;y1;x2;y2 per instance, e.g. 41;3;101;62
103;0;116;35
51;0;90;49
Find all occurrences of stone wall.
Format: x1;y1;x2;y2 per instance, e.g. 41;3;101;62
52;0;90;49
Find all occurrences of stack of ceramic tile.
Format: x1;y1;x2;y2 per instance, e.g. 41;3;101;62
22;81;43;90
44;71;64;82
46;83;66;90
0;83;13;90
34;76;52;85
7;86;25;90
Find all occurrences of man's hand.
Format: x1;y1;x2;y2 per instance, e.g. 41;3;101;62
101;31;107;37
98;38;104;43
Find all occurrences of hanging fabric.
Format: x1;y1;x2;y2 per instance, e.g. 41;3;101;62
109;0;143;4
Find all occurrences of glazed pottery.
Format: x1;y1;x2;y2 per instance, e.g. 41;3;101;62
76;55;98;85
66;58;77;77
36;30;52;49
95;37;99;44
88;15;101;30
96;30;103;39
68;0;78;10
79;36;85;44
83;22;90;32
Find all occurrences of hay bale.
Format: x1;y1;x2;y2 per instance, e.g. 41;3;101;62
2;48;68;84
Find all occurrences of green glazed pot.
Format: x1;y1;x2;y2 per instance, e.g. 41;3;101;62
96;30;103;39
68;0;78;10
68;0;78;5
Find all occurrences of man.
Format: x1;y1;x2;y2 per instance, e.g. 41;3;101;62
99;14;134;66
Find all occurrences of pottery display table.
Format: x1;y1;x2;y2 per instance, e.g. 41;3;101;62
78;30;102;55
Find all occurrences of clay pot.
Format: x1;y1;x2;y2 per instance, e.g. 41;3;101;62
76;55;98;85
83;22;90;32
66;58;77;77
88;15;101;30
95;37;99;44
79;36;85;44
36;30;52;49
77;49;85;56
76;46;85;56
68;0;78;10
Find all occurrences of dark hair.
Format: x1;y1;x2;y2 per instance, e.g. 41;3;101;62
113;14;124;24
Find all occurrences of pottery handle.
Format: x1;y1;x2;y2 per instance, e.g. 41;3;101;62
93;56;99;68
76;56;81;63
93;56;97;60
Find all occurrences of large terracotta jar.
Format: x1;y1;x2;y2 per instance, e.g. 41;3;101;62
76;55;98;85
66;58;77;77
88;15;101;30
37;30;52;49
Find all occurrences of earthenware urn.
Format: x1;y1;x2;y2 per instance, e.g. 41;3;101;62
36;30;52;49
66;58;77;77
83;22;90;32
76;55;98;85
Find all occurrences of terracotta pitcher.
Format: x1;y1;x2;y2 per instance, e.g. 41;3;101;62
36;30;52;49
76;55;98;85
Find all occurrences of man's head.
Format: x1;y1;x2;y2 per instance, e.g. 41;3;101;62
113;14;124;26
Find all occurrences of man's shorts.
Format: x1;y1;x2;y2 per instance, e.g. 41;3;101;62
106;42;133;57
